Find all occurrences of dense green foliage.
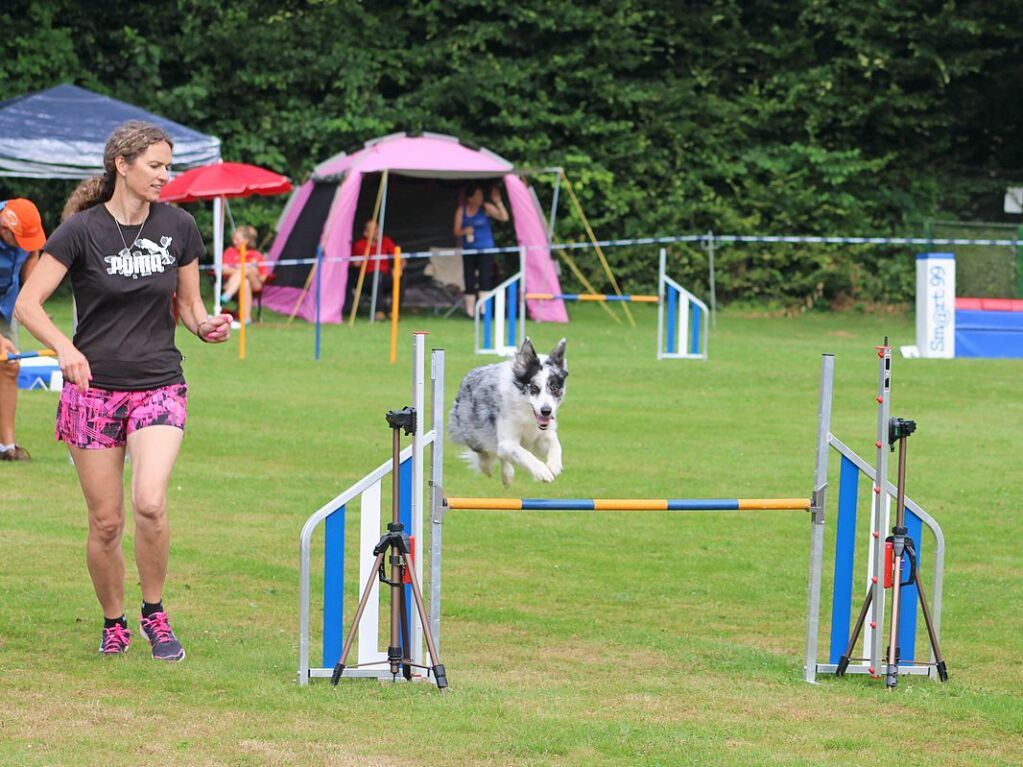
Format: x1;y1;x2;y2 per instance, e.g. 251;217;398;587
2;0;1021;303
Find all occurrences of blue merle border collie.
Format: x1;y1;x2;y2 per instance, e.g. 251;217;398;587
448;338;568;486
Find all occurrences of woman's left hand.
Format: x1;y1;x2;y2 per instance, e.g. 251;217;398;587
198;313;232;344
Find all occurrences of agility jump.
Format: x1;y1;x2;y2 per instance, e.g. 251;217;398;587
298;334;946;687
474;248;708;360
444;497;810;511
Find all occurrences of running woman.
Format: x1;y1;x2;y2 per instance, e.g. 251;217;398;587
15;121;232;661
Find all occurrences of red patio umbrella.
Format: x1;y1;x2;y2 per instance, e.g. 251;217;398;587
161;161;293;359
160;161;292;203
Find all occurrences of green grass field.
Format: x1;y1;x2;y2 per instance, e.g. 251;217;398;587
2;299;1021;766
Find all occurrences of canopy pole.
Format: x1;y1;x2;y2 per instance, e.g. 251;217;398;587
348;169;388;326
560;170;635;327
212;196;225;314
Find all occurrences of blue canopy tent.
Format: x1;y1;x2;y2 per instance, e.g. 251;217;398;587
0;83;221;179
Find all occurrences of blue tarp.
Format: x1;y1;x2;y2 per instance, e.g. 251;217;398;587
0;84;220;179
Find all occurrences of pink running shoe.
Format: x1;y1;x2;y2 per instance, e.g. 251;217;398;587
139;612;185;662
98;623;131;655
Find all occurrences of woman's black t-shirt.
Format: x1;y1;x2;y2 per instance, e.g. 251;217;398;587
43;203;205;391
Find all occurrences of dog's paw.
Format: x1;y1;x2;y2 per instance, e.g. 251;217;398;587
531;464;555;483
546;455;563;477
501;462;515;487
479;453;495;477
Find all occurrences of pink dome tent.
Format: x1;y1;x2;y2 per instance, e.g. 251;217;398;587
261;132;567;323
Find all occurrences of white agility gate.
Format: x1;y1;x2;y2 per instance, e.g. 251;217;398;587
474;248;708;360
298;334;947;686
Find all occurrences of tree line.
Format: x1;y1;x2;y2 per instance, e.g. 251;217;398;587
2;0;1020;305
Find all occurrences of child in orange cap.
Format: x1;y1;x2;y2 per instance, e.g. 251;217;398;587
0;198;46;461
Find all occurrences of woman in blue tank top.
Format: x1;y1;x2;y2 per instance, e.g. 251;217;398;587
453;183;509;317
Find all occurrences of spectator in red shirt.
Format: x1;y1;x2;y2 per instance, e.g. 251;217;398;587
347;220;401;318
220;225;267;313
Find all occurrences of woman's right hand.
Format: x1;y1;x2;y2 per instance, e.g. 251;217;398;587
463;226;474;238
57;344;92;391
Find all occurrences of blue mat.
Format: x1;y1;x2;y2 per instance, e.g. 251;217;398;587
956;309;1023;358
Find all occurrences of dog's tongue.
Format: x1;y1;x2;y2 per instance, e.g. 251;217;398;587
535;413;551;427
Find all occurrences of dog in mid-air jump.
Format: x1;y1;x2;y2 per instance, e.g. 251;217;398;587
449;338;568;486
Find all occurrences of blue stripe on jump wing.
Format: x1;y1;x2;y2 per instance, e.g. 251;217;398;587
520;498;595;510
666;287;678;354
322;504;346;668
399;457;414;657
916;252;955;261
690;301;701;355
666;499;738;510
830;455;860;665
483;296;493;349
507;280;518;347
898;510;923;665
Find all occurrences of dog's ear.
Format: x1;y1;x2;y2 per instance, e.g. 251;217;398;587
547;338;567;372
517;337;537;359
513;337;541;384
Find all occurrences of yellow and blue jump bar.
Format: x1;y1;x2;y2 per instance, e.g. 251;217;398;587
525;293;659;303
445;497;811;511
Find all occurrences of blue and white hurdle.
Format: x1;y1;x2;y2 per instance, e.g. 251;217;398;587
298;334;946;685
298;333;437;682
473;247;527;356
473;248;708;360
656;248;709;360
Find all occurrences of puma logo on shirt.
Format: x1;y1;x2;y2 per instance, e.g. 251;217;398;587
104;236;176;279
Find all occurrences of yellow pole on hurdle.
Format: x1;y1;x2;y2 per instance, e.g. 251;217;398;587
549;234;622;324
389;247;402;364
560;170;636;327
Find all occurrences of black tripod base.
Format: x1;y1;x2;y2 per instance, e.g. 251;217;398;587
835;655;851;677
885;664;898;689
330;661;446;687
936;660;948;682
432;664;448;690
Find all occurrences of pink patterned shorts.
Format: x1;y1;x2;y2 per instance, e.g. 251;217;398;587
56;382;188;449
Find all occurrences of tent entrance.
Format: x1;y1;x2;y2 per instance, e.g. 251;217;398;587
352;173;520;305
272;181;337;290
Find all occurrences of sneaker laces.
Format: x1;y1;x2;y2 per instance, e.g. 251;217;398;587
101;624;130;651
144;612;175;643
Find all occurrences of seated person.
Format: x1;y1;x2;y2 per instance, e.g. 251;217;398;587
347;220;402;318
220;225;268;318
